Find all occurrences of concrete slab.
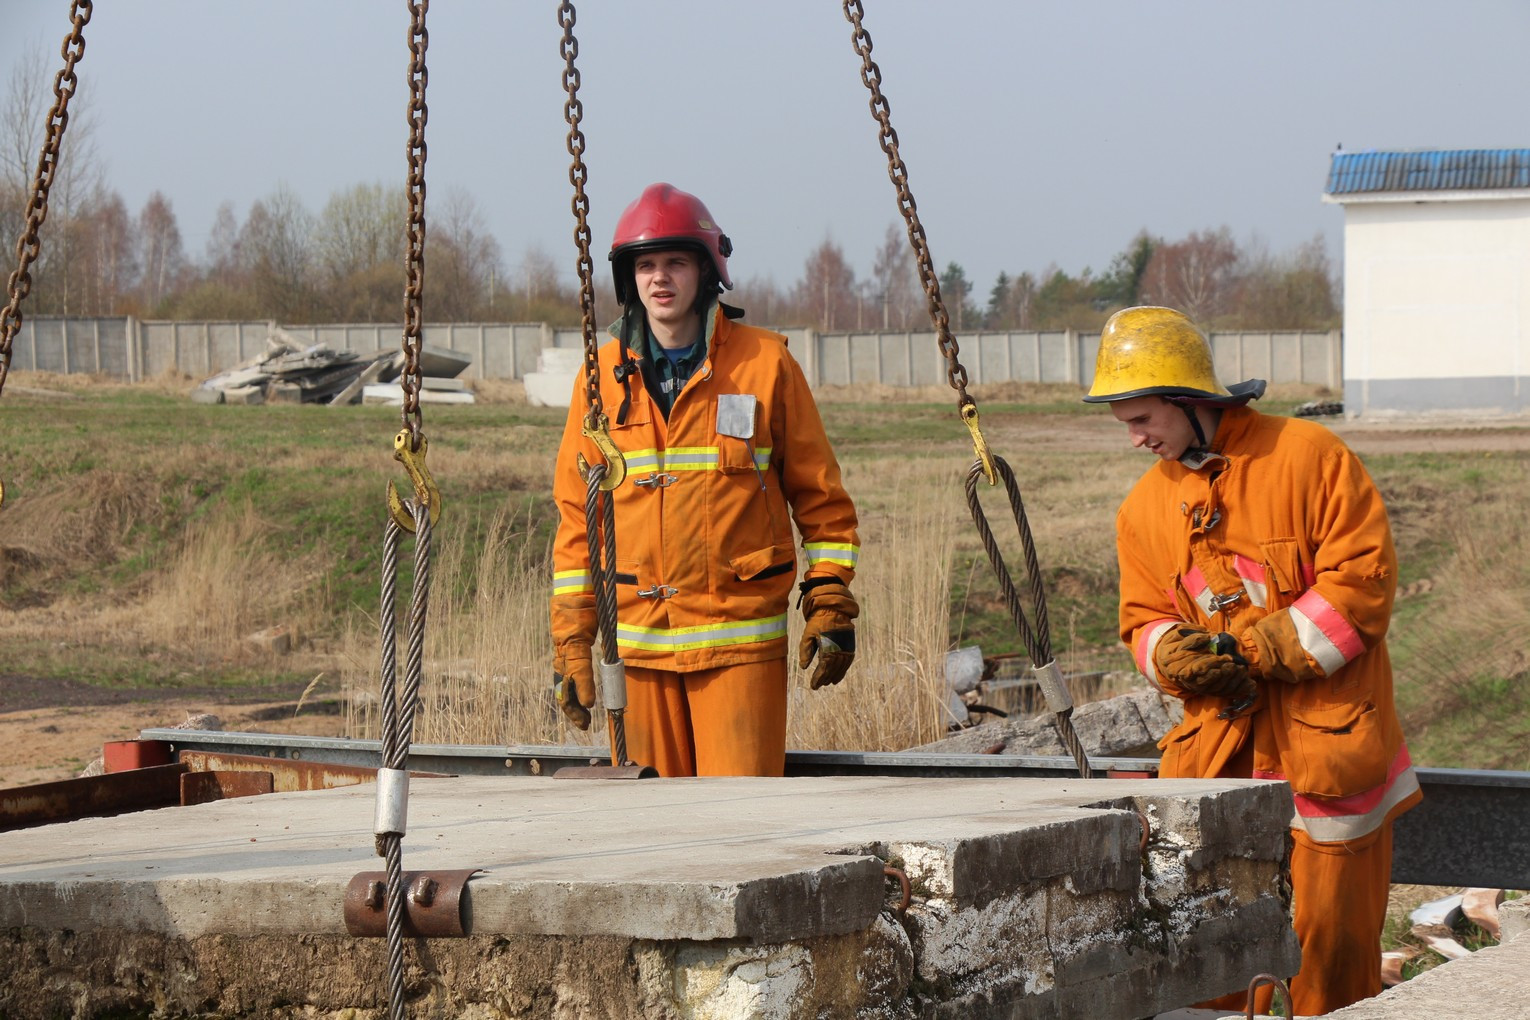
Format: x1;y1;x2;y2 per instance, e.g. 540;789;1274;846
0;774;1300;1019
1320;931;1530;1020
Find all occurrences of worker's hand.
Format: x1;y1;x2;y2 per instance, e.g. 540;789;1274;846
798;579;859;690
553;644;596;730
1154;626;1254;700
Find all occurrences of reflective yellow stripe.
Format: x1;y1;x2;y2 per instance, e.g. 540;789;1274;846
553;569;592;595
620;447;773;472
617;614;788;652
805;542;859;568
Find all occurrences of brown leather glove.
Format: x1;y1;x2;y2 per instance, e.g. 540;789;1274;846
1154;625;1254;700
553;644;596;730
798;579;859;690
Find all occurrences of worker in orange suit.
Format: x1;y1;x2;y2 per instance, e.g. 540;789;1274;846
549;182;860;777
1085;306;1421;1016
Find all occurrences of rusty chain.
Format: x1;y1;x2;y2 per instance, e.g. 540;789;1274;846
0;1;92;404
399;0;429;446
558;1;602;427
842;0;970;412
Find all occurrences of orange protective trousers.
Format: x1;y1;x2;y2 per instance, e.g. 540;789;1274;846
612;660;788;778
1202;746;1392;1016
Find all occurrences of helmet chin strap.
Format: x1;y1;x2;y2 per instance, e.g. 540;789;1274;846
1180;402;1208;448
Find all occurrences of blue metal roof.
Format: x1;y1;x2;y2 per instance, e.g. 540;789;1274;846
1325;149;1530;195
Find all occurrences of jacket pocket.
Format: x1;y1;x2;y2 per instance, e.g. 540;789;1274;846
1259;538;1306;609
1156;720;1202;779
716;394;760;473
1286;700;1391;798
729;543;795;582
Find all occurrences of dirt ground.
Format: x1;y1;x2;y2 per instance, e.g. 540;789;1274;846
4;413;1528;792
0;674;349;789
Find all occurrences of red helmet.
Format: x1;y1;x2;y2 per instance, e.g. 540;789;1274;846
609;182;733;303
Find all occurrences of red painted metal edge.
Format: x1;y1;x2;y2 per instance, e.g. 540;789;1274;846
103;740;173;772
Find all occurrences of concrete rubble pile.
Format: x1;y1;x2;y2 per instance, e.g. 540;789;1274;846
192;329;474;406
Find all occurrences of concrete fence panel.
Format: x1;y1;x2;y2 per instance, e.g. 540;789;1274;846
10;317;1343;391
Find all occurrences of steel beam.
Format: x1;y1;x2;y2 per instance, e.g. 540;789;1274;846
137;730;1530;890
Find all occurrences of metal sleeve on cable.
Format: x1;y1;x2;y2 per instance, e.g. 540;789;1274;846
599;657;627;712
1032;659;1073;714
374;768;410;837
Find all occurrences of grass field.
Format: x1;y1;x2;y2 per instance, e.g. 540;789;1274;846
1;371;1528;771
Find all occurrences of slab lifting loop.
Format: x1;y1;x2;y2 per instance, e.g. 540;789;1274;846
843;0;1092;778
556;1;646;776
0;0;92;511
370;5;436;1020
1244;972;1295;1020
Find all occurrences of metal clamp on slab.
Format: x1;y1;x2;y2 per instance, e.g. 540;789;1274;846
343;869;481;938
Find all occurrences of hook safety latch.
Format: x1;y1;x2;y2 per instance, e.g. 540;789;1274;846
386;428;441;532
961;400;997;486
576;412;627;491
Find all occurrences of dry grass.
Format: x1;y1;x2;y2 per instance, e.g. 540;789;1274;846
341;456;967;753
1;499;324;669
343;504;562;746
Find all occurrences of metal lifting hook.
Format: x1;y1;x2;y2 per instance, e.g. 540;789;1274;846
385;428;441;532
961;400;997;486
576;412;627;491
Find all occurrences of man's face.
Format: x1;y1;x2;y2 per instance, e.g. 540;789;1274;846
633;249;702;331
1110;395;1197;461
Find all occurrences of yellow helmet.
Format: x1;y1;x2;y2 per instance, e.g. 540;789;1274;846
1083;306;1263;404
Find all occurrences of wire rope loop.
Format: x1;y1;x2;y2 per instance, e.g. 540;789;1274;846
963;457;1053;665
559;1;602;420
0;0;92;403
399;0;430;444
840;0;971;415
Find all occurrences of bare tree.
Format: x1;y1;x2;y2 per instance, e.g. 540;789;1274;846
240;185;316;321
794;237;856;330
138;191;184;313
1139;227;1242;324
2;43;100;314
870;223;918;329
427;187;504;321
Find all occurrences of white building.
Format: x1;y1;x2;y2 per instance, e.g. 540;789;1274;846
1322;148;1530;417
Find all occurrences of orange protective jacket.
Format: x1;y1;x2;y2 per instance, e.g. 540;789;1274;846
1117;406;1420;842
551;302;859;672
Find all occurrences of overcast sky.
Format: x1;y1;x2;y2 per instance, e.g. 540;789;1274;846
3;1;1526;297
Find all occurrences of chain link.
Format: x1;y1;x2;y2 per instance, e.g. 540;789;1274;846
400;0;429;445
558;1;602;426
842;0;971;410
0;0;92;402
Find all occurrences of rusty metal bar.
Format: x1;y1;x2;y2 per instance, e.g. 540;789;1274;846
180;770;273;806
178;750;451;793
0;763;187;831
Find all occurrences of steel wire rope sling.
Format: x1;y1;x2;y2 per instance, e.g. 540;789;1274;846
557;1;641;771
365;4;446;1017
0;1;92;512
842;0;1093;779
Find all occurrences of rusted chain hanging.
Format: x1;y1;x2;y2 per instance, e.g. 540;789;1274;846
559;1;599;426
844;0;1090;778
0;0;92;511
398;0;430;448
559;2;633;766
